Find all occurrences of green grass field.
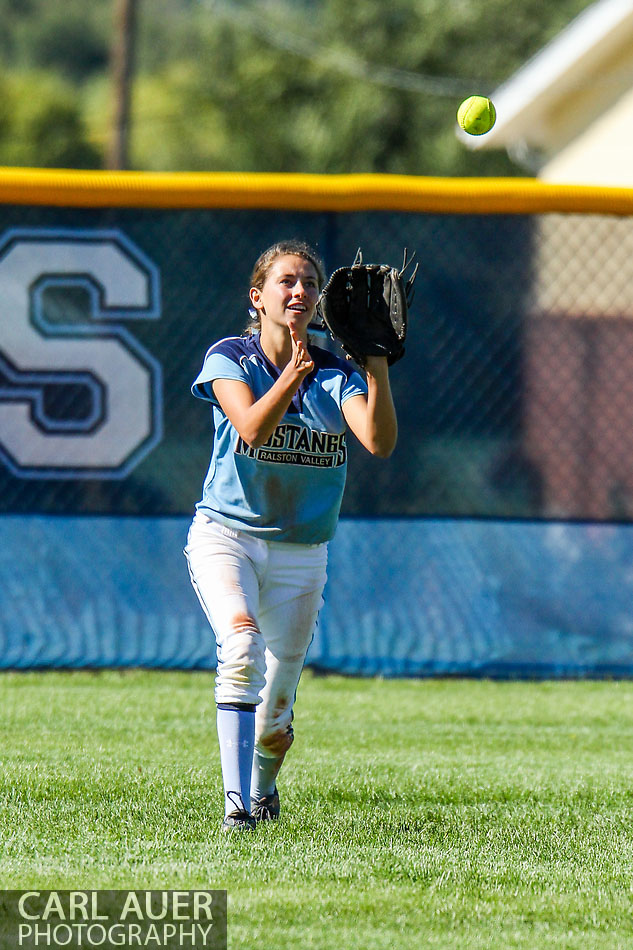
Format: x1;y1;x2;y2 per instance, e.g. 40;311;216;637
2;670;633;949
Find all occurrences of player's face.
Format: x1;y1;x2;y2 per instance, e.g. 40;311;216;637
250;255;320;332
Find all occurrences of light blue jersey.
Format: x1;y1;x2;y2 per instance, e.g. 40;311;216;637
192;333;367;543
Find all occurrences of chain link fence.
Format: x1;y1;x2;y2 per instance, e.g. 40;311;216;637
3;192;633;672
2;205;632;522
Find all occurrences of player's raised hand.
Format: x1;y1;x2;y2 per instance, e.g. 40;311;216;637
288;322;314;380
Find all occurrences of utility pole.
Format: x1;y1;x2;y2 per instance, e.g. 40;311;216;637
107;0;138;170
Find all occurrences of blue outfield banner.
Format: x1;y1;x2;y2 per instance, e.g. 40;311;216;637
2;515;632;677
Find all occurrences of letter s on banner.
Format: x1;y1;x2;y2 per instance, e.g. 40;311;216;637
0;228;162;479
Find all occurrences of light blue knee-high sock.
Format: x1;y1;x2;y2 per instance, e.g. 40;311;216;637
251;750;284;800
216;704;255;816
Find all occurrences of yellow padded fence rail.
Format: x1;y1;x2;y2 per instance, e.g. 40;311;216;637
2;167;633;214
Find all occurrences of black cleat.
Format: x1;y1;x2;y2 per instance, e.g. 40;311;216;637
251;788;280;822
221;809;256;832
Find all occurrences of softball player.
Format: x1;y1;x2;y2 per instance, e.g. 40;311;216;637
185;240;398;831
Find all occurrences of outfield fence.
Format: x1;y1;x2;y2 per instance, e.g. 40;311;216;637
2;170;633;675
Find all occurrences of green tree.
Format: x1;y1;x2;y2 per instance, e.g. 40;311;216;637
0;72;102;167
0;0;596;173
27;10;109;82
123;0;592;175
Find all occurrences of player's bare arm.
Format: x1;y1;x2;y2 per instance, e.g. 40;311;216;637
342;355;398;458
212;327;314;449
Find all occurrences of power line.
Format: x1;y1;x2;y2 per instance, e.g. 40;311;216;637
202;0;493;98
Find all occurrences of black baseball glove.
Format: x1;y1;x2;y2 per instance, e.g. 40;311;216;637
317;249;418;367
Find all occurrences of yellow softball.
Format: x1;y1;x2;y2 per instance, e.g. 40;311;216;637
457;96;497;136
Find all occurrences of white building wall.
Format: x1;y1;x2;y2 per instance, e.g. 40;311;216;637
540;85;633;185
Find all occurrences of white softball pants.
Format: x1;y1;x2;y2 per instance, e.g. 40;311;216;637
184;513;328;756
